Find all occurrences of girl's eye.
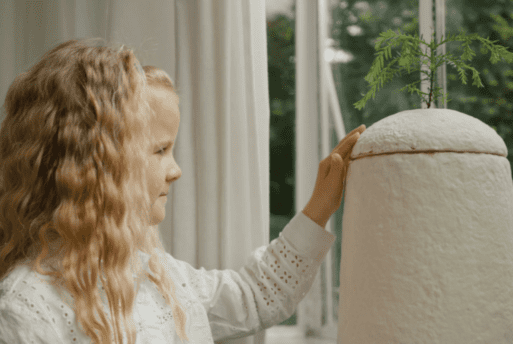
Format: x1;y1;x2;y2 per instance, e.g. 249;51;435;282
157;146;168;155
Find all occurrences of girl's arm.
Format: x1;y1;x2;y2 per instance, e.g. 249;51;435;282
165;210;335;341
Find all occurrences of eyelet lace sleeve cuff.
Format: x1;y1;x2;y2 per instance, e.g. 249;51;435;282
280;210;336;262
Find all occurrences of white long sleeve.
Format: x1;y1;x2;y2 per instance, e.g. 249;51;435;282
0;211;336;343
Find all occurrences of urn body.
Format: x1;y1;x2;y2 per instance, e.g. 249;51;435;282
337;109;513;343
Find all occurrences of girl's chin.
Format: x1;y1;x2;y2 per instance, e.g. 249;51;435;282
149;211;165;225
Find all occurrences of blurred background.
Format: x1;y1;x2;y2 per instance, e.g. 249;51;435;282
267;0;513;330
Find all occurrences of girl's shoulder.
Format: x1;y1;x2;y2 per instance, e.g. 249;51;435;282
0;262;38;298
0;264;71;344
0;261;69;307
0;262;90;343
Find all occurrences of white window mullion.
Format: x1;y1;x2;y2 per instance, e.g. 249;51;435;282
419;0;447;109
419;0;435;109
295;0;323;335
318;0;335;333
326;62;347;144
436;0;447;108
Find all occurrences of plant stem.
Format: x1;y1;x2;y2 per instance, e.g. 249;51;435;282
428;40;436;109
429;67;435;108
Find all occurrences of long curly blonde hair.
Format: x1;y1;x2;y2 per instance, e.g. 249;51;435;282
0;38;188;343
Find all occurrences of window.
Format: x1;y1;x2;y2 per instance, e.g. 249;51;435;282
268;0;513;341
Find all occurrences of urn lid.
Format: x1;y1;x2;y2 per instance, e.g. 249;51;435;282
351;108;508;160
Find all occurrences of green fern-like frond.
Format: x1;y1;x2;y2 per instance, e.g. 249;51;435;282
354;20;513;110
457;63;469;85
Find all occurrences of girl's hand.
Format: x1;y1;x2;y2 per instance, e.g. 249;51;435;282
302;124;366;228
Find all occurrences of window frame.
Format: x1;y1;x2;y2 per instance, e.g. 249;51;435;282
289;0;447;340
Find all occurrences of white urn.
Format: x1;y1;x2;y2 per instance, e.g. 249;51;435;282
337;108;513;343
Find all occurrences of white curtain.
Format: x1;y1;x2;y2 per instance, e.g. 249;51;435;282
0;1;270;344
163;1;270;344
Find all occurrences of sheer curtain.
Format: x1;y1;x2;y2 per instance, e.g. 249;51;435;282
164;1;270;343
0;1;270;344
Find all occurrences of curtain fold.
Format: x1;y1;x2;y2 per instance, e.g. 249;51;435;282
0;1;270;343
171;2;270;343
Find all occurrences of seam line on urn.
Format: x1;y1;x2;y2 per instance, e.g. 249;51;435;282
349;149;506;161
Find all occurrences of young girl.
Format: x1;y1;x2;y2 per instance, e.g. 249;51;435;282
0;38;364;344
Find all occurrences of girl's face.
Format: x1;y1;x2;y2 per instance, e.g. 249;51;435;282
146;86;182;225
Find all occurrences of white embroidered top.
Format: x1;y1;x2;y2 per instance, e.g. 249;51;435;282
0;211;336;343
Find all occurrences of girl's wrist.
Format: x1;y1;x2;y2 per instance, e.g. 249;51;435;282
302;206;328;229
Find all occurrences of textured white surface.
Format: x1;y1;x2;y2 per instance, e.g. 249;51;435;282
338;109;513;343
351;108;508;159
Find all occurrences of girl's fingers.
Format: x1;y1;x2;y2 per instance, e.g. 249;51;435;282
331;124;365;155
339;132;360;160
